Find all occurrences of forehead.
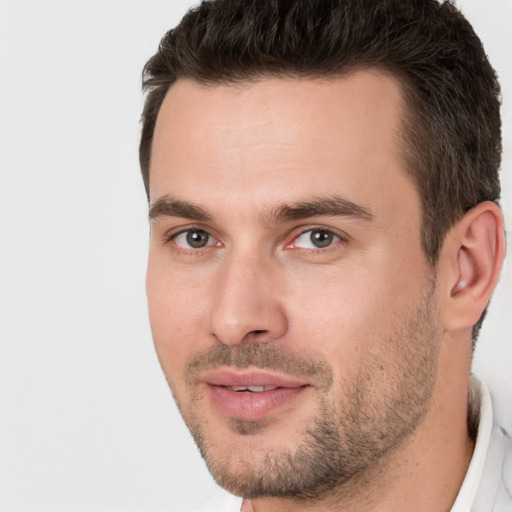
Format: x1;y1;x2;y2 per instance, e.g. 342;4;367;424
150;71;416;222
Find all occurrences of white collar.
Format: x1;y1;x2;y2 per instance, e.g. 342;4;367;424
450;377;494;511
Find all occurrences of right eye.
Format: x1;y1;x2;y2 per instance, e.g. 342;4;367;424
172;229;216;249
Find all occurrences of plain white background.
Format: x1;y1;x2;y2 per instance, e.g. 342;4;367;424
0;1;511;511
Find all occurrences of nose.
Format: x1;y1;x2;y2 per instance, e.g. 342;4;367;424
209;253;288;346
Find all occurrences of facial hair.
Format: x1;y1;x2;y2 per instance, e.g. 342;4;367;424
170;278;441;500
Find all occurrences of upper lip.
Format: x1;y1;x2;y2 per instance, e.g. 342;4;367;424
201;368;309;388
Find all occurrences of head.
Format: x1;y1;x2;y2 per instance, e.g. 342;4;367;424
141;0;504;503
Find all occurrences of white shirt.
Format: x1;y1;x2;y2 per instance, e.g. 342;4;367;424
452;379;512;512
193;378;512;512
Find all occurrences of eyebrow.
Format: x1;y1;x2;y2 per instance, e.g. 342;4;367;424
148;194;373;224
149;196;212;222
266;196;374;224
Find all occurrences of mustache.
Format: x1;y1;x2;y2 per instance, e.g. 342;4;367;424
185;342;333;391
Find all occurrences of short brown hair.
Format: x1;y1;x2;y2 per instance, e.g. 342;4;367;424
140;0;502;337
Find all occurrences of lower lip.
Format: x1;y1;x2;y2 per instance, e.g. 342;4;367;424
207;385;308;421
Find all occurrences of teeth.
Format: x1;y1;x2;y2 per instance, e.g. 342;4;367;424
228;386;278;392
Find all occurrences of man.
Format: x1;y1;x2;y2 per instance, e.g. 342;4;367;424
140;0;511;510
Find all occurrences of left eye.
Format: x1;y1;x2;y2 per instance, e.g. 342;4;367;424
293;229;340;249
173;229;215;249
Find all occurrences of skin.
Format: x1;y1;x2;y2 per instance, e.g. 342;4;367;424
146;72;504;511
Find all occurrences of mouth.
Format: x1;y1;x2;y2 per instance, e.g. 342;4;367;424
225;385;281;392
201;368;310;422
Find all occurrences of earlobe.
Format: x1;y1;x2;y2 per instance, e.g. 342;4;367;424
443;201;505;332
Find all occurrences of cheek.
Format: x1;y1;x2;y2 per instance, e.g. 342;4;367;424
286;265;384;339
146;257;210;380
283;260;419;372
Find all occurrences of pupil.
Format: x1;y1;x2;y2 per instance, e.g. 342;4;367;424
186;230;208;248
311;230;333;248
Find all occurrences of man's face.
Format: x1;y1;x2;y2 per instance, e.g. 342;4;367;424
146;72;442;498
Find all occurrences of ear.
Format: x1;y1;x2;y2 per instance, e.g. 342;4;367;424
439;201;505;332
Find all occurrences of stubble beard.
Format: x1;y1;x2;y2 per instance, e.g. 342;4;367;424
171;278;441;501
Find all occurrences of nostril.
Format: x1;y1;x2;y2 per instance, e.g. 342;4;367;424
242;330;269;342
